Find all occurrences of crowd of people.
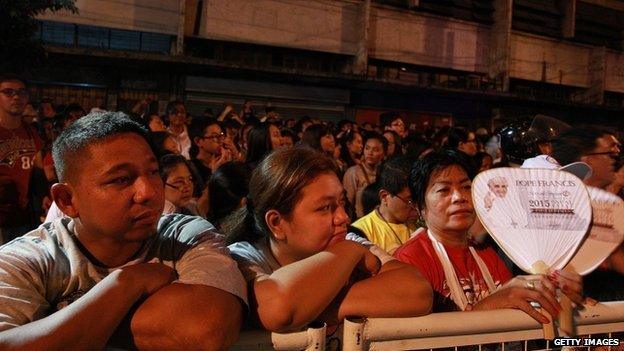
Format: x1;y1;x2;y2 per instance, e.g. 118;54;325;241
0;73;622;349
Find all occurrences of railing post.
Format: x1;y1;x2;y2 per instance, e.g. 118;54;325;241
305;323;327;351
272;323;326;351
343;318;366;351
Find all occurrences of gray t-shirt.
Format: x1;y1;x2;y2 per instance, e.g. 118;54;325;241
0;214;247;331
228;233;394;282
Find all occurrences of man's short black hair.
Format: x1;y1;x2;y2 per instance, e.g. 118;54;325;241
280;127;296;141
378;156;412;195
409;149;476;211
361;181;381;215
52;111;151;182
338;119;353;129
0;73;26;86
552;127;611;166
189;117;220;140
63;103;85;115
165;100;184;116
159;154;191;182
446;127;470;149
363;131;389;153
188;117;220;158
379;112;402;129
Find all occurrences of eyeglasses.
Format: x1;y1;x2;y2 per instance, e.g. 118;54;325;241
394;194;418;210
165;179;193;191
0;89;28;98
202;133;226;141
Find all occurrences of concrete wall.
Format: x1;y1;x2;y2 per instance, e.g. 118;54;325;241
606;51;624;93
369;7;490;74
39;0;180;35
508;34;624;94
198;0;361;55
509;33;591;88
198;1;490;73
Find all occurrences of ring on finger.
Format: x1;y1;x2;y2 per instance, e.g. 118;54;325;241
526;281;536;290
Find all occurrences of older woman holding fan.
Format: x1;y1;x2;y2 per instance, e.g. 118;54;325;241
394;149;583;323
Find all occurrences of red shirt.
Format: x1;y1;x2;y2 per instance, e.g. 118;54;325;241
0;123;42;209
394;229;512;311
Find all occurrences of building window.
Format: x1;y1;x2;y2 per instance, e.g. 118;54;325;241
41;21;75;46
110;29;141;51
140;32;171;53
39;21;172;53
77;25;109;48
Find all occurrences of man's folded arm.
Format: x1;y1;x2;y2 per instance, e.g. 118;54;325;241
126;223;247;350
129;283;244;351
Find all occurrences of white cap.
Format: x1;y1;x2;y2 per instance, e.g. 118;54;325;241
521;154;592;180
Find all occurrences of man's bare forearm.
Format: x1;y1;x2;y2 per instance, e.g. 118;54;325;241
130;284;243;351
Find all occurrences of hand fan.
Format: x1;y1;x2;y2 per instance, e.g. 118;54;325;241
567;186;624;275
472;168;592;338
556;187;624;336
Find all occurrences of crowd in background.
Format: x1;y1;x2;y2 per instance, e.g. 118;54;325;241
5;95;503;234
1;73;623;348
11;97;624;229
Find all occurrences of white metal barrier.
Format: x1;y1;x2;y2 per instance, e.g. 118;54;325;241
232;301;624;350
343;301;624;351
